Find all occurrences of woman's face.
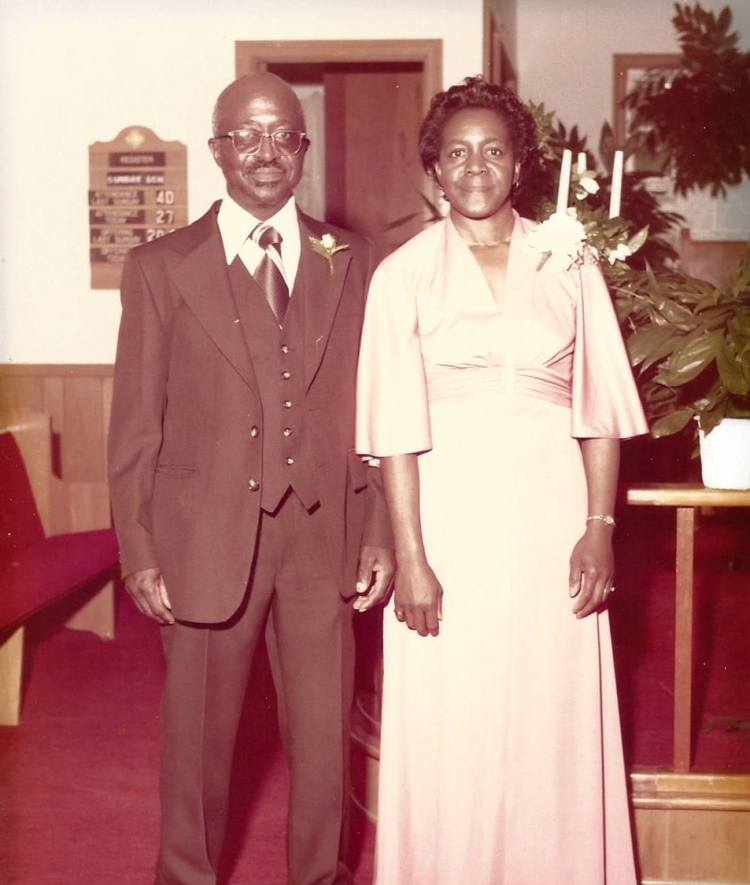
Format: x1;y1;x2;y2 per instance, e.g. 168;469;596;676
434;107;519;221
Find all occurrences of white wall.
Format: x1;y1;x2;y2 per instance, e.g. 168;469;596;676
0;0;483;365
3;0;748;365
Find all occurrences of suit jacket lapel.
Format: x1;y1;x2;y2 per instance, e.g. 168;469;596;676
171;205;259;391
297;214;352;388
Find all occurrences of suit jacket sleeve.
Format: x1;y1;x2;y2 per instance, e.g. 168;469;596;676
358;240;394;551
108;249;170;578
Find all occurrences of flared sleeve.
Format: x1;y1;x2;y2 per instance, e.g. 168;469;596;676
571;261;649;439
356;250;433;458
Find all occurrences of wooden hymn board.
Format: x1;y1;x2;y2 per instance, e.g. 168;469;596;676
89;127;187;290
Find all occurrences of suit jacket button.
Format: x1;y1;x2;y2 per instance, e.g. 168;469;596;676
283;428;292;437
285;457;294;466
248;479;260;491
281;371;291;380
283;400;292;409
250;426;260;438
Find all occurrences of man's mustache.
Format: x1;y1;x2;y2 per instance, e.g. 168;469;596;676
245;157;284;172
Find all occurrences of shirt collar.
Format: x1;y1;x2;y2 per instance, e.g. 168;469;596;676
217;195;300;265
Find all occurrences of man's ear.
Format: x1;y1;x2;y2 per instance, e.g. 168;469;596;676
208;138;222;167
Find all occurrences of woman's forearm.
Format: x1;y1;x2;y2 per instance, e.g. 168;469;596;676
579;437;620;519
380;454;428;565
380;453;443;636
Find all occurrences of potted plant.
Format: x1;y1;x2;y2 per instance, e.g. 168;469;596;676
608;254;750;487
611;1;750;487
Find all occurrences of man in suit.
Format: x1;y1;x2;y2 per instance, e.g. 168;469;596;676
108;72;394;885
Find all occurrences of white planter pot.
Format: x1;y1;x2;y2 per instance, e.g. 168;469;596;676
699;417;750;490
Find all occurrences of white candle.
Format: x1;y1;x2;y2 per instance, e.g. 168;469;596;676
556;149;572;214
609;150;624;219
577;152;587;174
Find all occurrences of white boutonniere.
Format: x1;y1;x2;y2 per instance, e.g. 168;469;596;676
309;233;350;275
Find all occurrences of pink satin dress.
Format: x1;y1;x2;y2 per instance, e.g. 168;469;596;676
356;214;648;885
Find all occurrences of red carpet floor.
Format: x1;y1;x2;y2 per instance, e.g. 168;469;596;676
1;507;748;884
0;595;375;885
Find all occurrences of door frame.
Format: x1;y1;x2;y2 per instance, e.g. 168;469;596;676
235;39;442;113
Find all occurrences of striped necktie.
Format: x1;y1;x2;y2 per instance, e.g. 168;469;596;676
252;224;289;326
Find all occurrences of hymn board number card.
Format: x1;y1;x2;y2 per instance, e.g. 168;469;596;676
89;127;187;289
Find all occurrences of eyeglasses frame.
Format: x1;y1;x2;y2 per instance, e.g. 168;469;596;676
212;129;309;156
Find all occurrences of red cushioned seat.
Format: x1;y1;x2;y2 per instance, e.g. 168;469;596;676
0;430;120;635
0;528;119;634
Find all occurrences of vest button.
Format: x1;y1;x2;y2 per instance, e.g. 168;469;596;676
283;428;293;437
285;457;294;466
250;426;260;438
281;371;291;380
281;344;289;354
283;400;292;409
248;479;260;491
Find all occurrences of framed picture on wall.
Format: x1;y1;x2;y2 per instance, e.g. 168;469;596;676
612;53;680;174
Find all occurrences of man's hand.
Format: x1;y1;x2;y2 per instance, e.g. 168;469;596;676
124;567;175;625
353;546;395;613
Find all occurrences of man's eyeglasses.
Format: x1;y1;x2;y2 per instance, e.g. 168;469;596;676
214;129;308;157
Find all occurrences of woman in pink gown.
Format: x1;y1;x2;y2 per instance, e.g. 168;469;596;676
355;77;648;884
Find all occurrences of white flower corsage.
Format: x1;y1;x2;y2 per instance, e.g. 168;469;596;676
309;233;350;275
524;209;589;272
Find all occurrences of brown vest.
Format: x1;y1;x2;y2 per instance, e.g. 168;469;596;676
228;257;320;513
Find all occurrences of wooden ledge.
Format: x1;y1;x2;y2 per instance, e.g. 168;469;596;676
624;483;750;508
631;768;750;811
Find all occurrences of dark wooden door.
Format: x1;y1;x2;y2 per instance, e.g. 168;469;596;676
323;67;426;262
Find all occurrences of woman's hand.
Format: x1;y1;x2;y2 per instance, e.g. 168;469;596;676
379;453;443;637
393;558;443;637
568;522;615;618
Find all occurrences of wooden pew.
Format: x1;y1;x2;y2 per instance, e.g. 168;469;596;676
0;411;119;725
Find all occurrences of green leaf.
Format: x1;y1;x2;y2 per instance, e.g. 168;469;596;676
717;334;750;395
651;408;695;438
653;294;699;327
627;225;650;255
658;330;723;386
627;325;677;366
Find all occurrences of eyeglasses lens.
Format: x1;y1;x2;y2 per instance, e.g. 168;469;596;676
231;130;304;156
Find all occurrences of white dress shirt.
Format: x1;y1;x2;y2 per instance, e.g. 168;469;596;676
216;195;302;291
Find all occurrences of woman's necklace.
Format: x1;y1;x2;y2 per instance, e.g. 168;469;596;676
464;239;511;247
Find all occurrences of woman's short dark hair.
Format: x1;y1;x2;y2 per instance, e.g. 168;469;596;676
418;76;539;183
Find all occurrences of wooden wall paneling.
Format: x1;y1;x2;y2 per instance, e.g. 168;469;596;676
69;481;112;531
0;375;44;417
634;808;668;882
666;808;750;882
678;228;748;288
0;366;114;536
62;375;106;482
